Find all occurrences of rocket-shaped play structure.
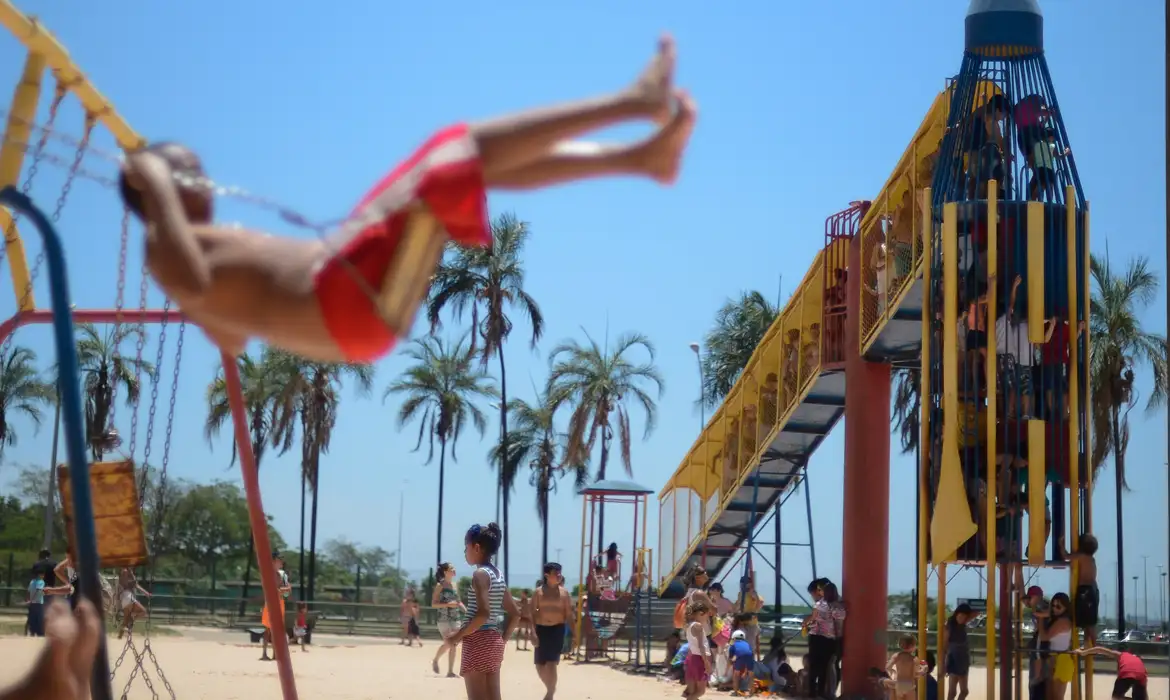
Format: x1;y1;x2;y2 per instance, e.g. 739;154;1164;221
657;2;1092;698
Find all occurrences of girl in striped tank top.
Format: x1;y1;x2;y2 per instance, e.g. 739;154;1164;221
446;522;521;699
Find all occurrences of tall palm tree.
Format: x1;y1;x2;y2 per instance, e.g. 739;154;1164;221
205;350;286;613
269;351;374;603
488;390;586;564
547;331;664;549
700;291;780;409
427;212;544;579
1089;253;1167;634
0;346;54;473
75;323;154;460
384;335;497;565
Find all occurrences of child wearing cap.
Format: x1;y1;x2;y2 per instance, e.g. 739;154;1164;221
728;629;755;694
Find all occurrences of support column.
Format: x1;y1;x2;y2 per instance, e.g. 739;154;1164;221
840;232;892;697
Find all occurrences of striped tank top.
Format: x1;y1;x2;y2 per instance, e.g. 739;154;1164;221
465;564;507;632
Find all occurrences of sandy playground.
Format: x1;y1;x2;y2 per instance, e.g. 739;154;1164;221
1;627;1168;700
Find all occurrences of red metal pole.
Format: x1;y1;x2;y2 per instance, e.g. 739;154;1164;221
840;232;892;696
222;351;298;700
0;308;184;343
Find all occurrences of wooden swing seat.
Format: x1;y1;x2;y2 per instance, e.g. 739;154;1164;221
376;206;446;337
56;460;149;568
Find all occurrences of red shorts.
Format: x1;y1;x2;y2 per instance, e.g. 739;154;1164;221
314;124;491;362
460;629;505;675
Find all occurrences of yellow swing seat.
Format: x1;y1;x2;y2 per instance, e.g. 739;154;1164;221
56;460;149;568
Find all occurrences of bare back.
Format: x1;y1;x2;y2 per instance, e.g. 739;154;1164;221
533;584;572;626
145;224;342;359
892;650;916;681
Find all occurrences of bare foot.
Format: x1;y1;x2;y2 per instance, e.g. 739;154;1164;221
631;34;676;124
636;90;697;185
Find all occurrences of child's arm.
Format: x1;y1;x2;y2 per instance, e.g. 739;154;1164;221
1009;275;1022;320
1043;318;1058;343
1075;646;1120;659
124;153;211;296
44;584;73;596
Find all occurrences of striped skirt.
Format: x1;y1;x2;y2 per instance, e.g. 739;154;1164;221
460;628;505;675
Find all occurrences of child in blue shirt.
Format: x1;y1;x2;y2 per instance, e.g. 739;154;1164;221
728;629;755;693
26;569;72;637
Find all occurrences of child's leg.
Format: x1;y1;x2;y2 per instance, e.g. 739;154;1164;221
958;674;969;700
471;36;675;181
487;92;696;190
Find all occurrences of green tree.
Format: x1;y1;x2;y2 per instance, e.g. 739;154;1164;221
427;212;544;580
699;291;780;409
74;323;154;460
204;350;286;612
268;352;374;602
488;390;583;565
1089;253;1167;634
547;331;663;549
156;480;253;571
0;346;54;471
385;335;497;566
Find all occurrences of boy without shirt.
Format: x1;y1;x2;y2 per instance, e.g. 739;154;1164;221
118;37;695;364
532;562;573;700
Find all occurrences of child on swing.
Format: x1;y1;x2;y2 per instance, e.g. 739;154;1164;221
119;36;695;362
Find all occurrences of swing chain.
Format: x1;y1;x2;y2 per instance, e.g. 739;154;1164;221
125;268;153;461
137;301;171;504
110;208;134;432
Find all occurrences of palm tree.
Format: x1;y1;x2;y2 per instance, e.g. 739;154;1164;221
1089;253;1167;634
488;390;587;564
427;212;544;579
205;350;286;613
699;291;780;409
75;323;154;460
269;351;374;603
547;331;664;549
384;334;497;565
0;346;55;473
891;369;921;455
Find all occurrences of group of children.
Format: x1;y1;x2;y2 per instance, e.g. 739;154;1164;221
668;601;797;698
24;550;152;640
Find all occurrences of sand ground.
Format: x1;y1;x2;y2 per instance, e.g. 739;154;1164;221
1;628;1167;700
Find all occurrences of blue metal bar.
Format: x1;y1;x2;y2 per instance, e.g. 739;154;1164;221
803;465;818;580
740;464;763;610
0;186;113;700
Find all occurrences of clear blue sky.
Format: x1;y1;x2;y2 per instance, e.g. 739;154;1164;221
0;2;1165;618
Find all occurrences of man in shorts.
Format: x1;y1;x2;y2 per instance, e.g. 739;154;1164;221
532;562;573;700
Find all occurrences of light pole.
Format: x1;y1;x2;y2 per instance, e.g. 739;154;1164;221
1133;576;1139;627
1159;566;1166;631
689;342;704;429
396;483;407;595
1142;555;1150;625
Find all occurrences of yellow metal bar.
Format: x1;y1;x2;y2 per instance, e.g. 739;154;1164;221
1026;203;1046;343
1027;419;1045;566
916;188;932;700
1065;187;1083;700
1083;202;1093;530
0;1;145;151
985;181;999;700
1084;198;1095;700
0;52;45;312
936;562;948;678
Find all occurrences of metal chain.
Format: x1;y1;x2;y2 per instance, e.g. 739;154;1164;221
136;301;170;503
108;207;133;431
0;109;92;365
126;267;153;465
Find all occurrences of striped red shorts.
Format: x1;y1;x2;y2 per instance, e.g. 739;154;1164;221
460;629;505;675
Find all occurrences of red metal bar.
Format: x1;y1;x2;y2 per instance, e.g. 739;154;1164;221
223;351;299;700
0;308;185;344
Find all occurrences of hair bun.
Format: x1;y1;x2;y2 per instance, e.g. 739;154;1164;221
486;522;502;538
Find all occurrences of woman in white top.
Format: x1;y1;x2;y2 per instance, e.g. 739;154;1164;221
1042;593;1075;700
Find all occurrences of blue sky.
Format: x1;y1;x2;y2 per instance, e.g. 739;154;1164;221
0;2;1165;619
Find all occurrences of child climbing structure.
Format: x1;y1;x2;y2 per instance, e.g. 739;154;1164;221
656;2;1091;698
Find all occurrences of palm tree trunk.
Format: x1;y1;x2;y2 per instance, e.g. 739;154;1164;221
437;435;448;565
308;452;321;605
299;471;306;597
598;429;610;558
1112;405;1127;634
540;484;550;566
497;348;510;579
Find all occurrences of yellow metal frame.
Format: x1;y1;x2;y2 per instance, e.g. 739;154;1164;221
0;1;145;311
985;182;999;700
915;188;931;700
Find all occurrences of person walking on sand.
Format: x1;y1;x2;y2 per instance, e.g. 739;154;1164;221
432;562;467;676
532;562;573;700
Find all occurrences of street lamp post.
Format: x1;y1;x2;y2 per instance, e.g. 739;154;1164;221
689;342;704;430
1143;555;1150;625
1160;567;1166;631
1133;576;1139;627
